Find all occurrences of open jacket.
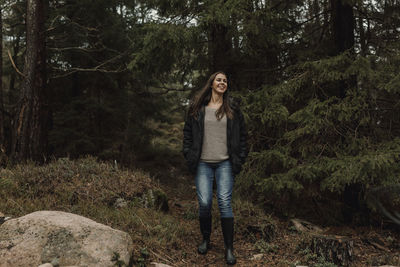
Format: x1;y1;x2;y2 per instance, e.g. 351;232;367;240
183;102;248;175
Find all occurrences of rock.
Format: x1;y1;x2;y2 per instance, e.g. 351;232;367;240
38;264;53;267
0;210;133;267
251;253;264;260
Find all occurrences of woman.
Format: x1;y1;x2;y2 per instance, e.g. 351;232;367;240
183;71;247;265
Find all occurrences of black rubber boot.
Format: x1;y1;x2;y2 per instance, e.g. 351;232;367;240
221;217;236;265
198;216;212;254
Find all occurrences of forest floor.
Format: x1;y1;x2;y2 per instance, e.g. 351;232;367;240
133;120;400;266
140;155;400;267
1;120;400;266
1;154;400;267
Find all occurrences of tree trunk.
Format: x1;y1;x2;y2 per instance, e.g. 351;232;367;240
331;0;362;222
291;219;354;266
330;0;354;54
330;0;355;98
0;6;5;163
207;1;233;76
310;234;354;266
358;7;366;56
208;22;232;80
11;0;48;162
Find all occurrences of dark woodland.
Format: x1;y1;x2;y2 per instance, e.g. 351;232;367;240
1;0;400;266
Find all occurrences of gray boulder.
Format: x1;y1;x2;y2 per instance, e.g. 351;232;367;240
0;210;132;267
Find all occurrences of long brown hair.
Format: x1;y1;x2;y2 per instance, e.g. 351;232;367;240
189;71;234;120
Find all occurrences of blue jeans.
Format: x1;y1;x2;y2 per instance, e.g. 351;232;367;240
195;160;234;218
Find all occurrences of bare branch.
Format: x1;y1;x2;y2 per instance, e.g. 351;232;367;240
151;83;192;95
51;66;126;79
50;47;131;79
45;15;100;34
69;21;99;32
48;46;104;52
7;49;25;77
46;15;63;32
54;67;126;73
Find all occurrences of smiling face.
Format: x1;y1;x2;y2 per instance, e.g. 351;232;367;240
211;73;228;95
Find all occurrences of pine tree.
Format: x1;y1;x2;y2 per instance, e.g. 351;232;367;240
11;0;48;162
238;0;400;223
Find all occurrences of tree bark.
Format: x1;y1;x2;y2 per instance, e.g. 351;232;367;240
330;0;362;222
310;234;354;266
330;0;355;98
11;0;48;162
209;23;231;73
207;1;233;77
330;0;354;55
292;218;354;266
357;6;366;56
0;6;5;163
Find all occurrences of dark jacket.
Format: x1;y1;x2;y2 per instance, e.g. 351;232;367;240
182;102;248;174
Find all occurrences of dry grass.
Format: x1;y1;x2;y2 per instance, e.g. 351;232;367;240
0;157;189;265
2;156;400;266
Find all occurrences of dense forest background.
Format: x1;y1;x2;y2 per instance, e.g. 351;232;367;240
1;0;400;225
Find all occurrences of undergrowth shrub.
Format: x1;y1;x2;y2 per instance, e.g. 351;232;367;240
238;52;400;223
